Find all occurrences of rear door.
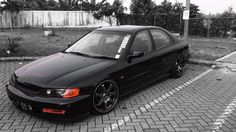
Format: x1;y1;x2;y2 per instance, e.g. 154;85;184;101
150;29;178;74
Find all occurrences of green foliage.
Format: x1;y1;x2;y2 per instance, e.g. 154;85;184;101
188;4;207;36
0;0;22;30
23;0;59;10
155;0;173;13
6;37;20;54
93;0;125;25
22;0;98;11
0;0;21;13
209;8;236;37
22;0;81;10
150;1;184;32
78;1;97;11
112;0;125;19
47;0;59;10
57;0;80;10
130;0;155;15
126;0;207;37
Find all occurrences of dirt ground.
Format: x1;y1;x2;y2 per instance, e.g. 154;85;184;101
1;28;236;61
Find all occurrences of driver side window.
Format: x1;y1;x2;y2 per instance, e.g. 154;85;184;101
130;31;152;54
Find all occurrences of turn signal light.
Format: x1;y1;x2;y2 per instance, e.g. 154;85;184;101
63;88;80;98
42;108;65;115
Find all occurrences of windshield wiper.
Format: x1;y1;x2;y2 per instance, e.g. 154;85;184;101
67;51;92;57
90;55;116;60
66;52;116;60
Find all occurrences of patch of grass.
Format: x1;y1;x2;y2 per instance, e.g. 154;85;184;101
0;28;91;57
188;38;236;61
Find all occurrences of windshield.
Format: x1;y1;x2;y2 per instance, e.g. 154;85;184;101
65;31;131;59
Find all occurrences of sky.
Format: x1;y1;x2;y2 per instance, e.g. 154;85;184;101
106;0;236;14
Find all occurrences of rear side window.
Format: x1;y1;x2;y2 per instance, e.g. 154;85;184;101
150;30;171;49
130;31;152;53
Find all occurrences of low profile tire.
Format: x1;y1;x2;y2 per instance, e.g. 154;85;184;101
172;54;185;78
91;79;119;114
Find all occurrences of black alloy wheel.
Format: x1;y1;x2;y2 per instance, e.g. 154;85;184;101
92;80;119;114
172;54;185;78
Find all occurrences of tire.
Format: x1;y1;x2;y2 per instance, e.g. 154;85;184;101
91;79;119;114
172;54;185;78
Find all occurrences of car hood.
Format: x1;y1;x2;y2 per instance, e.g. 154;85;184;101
14;52;114;88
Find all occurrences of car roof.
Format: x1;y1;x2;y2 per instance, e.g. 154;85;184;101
95;25;161;33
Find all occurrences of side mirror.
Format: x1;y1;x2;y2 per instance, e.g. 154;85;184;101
127;50;144;62
131;51;144;58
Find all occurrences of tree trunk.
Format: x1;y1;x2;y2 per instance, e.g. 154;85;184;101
10;12;14;36
109;17;112;26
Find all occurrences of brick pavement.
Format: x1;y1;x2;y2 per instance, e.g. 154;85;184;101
0;60;236;132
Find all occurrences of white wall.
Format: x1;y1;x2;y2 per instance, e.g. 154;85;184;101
0;11;117;28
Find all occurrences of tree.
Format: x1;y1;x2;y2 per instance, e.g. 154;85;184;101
130;0;156;15
47;0;59;10
111;0;125;24
91;0;96;5
150;1;182;32
23;0;49;10
58;0;80;10
129;0;156;25
188;4;207;36
78;0;98;11
0;0;21;30
154;0;173;13
209;7;236;37
93;0;125;26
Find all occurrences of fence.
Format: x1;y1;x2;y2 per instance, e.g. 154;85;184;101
0;11;116;28
119;14;182;34
119;14;236;38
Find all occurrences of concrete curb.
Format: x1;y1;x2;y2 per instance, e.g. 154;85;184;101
189;51;236;66
188;59;220;66
0;56;45;62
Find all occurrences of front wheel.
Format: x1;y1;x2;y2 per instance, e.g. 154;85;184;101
172;54;185;78
91;79;119;114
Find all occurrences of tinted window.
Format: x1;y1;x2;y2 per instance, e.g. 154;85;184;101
130;31;152;53
150;30;171;49
65;31;130;59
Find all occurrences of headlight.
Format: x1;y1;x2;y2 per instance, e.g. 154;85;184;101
9;74;17;86
41;88;80;98
63;88;80;98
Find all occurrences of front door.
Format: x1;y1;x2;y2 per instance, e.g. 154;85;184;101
120;30;156;93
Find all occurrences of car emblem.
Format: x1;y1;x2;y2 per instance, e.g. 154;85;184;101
46;90;51;95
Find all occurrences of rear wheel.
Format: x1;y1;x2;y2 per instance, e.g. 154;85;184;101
172;54;185;78
91;79;119;114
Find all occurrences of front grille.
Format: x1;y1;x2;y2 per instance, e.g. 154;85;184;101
10;74;42;96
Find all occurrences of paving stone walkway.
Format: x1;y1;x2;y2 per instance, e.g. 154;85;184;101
0;56;236;131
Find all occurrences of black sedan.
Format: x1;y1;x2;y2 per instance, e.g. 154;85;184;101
6;26;189;118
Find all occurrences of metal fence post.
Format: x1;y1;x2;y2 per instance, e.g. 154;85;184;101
184;0;190;41
153;14;156;26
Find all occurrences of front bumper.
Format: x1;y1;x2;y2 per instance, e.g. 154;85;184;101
6;84;90;118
